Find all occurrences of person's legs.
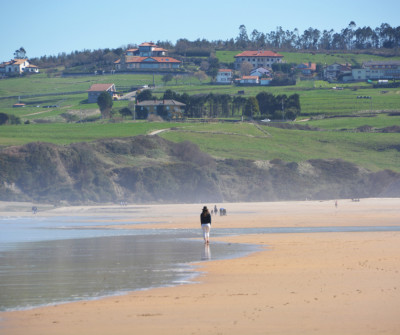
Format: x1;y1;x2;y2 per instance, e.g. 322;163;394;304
202;224;211;244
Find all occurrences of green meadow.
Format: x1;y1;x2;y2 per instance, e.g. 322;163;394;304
216;50;400;66
1;56;399;174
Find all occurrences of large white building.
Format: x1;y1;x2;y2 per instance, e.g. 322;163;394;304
234;50;283;70
352;61;400;81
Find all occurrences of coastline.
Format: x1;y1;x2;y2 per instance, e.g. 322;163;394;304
1;198;400;334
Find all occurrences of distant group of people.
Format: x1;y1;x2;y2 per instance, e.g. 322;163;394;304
210;205;227;216
200;204;228;244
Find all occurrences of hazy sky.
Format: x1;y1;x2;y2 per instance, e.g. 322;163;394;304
1;0;399;61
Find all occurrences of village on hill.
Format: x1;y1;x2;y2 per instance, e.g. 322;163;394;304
2;37;400;87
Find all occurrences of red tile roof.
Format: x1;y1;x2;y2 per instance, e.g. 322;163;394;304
241;76;259;80
235;50;283;58
218;69;232;72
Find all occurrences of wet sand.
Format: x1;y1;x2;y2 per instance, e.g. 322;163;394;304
1;198;400;334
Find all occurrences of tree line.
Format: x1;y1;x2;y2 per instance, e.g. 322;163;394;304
130;89;300;120
27;22;399;70
233;22;400;51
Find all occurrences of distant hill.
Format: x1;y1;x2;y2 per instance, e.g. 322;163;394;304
1;136;398;204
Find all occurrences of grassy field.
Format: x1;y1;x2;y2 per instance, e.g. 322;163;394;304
1;69;400;121
1;67;399;174
160;123;400;172
0;122;177;146
1;121;399;172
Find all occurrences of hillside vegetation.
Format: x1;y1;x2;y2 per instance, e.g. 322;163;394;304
1;136;398;204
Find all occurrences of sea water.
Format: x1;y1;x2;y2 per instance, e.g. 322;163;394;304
1;216;399;312
0;216;257;311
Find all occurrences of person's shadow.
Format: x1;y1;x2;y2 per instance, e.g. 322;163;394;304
201;244;211;260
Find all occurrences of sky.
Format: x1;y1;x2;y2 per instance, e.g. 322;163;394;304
1;0;399;61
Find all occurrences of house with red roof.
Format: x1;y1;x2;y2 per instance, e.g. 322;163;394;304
115;42;181;72
296;62;317;76
87;83;116;103
234;50;283;70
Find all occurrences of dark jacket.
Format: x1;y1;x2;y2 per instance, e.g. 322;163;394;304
200;212;211;225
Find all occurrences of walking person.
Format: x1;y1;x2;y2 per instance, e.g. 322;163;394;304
200;206;211;244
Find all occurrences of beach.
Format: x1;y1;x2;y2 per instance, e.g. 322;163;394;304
1;198;400;334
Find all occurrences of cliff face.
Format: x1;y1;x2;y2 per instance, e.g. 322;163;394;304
0;136;399;204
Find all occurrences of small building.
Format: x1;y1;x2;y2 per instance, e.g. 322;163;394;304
323;63;352;81
239;75;259;85
234;50;283;70
216;69;233;84
135;99;185;120
87;83;116;103
250;67;272;78
260;77;273;86
297;62;317;76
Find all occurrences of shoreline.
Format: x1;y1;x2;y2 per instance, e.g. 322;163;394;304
1;198;400;334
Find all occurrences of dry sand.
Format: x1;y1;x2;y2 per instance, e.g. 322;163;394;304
1;198;400;335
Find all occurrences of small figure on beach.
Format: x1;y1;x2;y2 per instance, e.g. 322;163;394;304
200;206;212;244
32;206;37;214
214;204;218;213
335;200;338;209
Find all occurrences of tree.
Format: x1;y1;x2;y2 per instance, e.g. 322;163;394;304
97;91;113;118
119;107;133;119
194;70;208;83
162;73;173;86
136;89;153;102
243;97;259;118
240;61;253;76
14;47;26;59
0;113;9;125
207;57;220;80
256;92;276;117
236;24;249;49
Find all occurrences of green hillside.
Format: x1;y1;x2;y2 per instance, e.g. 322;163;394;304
216;50;400;66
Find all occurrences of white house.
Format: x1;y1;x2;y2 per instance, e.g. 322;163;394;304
352;61;400;81
234;50;283;70
0;58;39;74
216;69;233;84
